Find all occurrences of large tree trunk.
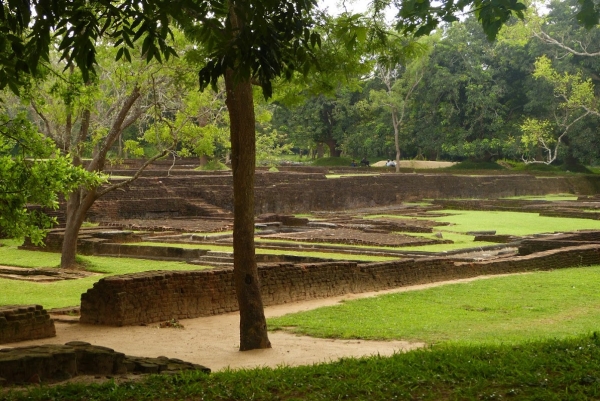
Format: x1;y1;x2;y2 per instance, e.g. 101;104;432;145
224;69;271;351
325;139;341;157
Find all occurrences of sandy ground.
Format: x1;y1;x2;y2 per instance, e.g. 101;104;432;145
372;160;456;169
7;275;519;374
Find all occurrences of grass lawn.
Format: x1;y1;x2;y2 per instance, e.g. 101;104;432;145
269;265;600;345
432;210;600;235
397;232;497;252
7;334;600;400
326;173;380;178
0;240;208;309
501;194;579;201
368;209;600;236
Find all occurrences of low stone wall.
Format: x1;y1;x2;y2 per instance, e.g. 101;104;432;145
80;244;600;326
92;243;208;261
0;341;210;386
0;305;56;344
519;231;600;255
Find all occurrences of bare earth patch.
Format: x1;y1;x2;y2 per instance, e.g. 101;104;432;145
6;275;520;376
372;160;457;169
0;266;98;282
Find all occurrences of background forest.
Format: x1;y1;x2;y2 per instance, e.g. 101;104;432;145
273;0;600;167
4;0;600;169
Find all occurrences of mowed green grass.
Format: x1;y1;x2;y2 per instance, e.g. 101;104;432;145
368;209;600;237
397;231;497;252
0;240;208;309
269;265;600;345
432;210;600;235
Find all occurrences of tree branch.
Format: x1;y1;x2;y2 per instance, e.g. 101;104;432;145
88;86;141;172
96;149;170;197
535;31;600;57
30;100;53;138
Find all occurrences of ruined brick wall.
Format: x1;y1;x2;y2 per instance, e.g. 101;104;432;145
519;231;600;255
80;262;360;326
0;305;56;344
84;173;600;220
80;244;600;326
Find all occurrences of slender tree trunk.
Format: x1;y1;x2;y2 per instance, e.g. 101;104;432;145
199;154;209;166
224;69;271;351
317;143;324;158
60;189;96;268
392;108;401;173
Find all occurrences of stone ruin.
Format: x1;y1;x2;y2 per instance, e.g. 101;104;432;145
78;235;600;326
6;163;600;386
0;341;209;386
0;306;55;345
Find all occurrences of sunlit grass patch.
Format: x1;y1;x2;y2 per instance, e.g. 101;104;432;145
396;232;497;252
501;194;578;201
0;241;210;309
326;173;380;178
363;214;424;220
0;276;102;309
431;210;600;235
269;265;600;345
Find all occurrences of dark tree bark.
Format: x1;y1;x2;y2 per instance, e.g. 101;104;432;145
325;139;341;157
225;68;271;351
61;189;97;268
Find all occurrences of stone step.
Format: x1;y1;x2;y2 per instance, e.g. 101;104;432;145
188;260;233;268
194;256;234;263
205;251;234;257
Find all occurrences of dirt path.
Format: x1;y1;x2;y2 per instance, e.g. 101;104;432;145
10;274;517;372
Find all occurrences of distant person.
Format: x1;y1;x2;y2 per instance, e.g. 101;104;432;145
360;157;370;167
351;160;357;167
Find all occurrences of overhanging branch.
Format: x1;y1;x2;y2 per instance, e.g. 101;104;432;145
96;149;170;197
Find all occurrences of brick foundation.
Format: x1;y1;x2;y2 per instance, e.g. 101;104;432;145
82;172;600;221
0;341;209;386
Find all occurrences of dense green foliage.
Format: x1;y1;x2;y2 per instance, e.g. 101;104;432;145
0;114;102;243
1;0;599;244
272;0;600;166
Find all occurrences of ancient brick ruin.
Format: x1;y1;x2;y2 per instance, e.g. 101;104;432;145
78;168;600;221
0;341;209;386
6;164;600;386
0;305;56;344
